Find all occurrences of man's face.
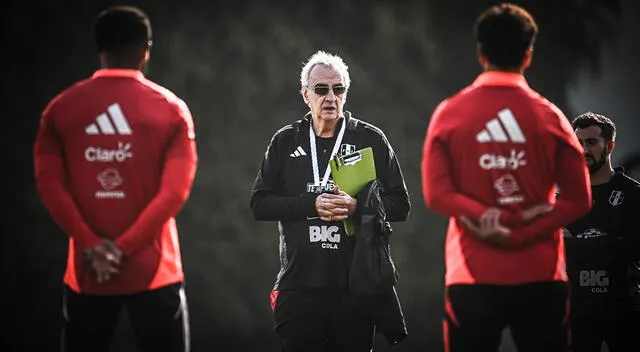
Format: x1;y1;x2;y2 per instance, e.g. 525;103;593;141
575;126;612;174
301;64;347;122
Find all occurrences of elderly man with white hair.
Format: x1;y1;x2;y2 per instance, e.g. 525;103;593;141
250;50;410;352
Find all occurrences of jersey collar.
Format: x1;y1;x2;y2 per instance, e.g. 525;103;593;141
92;69;145;81
303;110;351;128
472;71;529;89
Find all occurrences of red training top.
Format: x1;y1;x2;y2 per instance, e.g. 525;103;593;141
422;71;591;286
34;69;197;295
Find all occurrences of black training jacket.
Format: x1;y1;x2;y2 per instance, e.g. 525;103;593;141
250;111;410;290
564;167;640;316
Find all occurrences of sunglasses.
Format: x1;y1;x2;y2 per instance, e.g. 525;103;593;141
310;84;346;96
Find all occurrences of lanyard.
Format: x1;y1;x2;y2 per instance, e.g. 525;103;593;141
309;117;346;187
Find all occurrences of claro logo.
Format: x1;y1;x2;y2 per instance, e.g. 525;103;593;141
85;142;133;162
309;225;341;249
579;270;609;293
479;149;527;170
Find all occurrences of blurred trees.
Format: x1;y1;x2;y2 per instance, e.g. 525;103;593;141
4;0;622;351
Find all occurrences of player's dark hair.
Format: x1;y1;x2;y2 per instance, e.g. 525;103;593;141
474;3;538;70
94;6;151;58
572;112;617;142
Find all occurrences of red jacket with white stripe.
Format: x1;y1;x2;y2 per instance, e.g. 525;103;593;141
421;71;591;286
34;69;197;295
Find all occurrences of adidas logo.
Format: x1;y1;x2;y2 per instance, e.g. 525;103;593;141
290;146;307;157
476;108;525;143
85;103;132;135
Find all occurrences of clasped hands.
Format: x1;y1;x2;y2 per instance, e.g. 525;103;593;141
457;203;554;246
315;185;357;222
83;239;123;283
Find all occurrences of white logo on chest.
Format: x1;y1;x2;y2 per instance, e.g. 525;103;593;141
609;190;624;206
309;225;341;249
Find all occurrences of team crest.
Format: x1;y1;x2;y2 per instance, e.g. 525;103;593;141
608;190;624;206
340;143;356;156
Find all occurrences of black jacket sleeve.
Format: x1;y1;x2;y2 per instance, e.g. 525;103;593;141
250;131;319;221
619;177;640;311
621;181;640;261
372;132;410;222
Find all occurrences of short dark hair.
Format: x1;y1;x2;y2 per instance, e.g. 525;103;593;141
572;112;617;142
474;3;538;70
94;6;151;53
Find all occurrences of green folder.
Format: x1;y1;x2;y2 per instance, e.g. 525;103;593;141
329;147;377;235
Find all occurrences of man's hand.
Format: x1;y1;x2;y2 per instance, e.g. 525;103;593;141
84;239;123;283
315;185;357;222
459;203;554;247
521;203;554;223
458;208;511;245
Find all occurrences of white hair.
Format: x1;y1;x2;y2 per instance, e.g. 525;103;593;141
299;50;351;89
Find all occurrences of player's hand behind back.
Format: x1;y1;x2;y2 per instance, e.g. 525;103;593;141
458;208;510;246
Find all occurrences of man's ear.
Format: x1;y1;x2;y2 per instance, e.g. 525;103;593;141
143;48;150;62
521;47;533;70
607;140;616;153
300;86;309;105
140;41;152;60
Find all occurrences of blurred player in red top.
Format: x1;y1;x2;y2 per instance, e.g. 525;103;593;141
421;3;591;352
33;6;197;352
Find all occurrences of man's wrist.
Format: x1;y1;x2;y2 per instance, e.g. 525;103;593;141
499;209;519;226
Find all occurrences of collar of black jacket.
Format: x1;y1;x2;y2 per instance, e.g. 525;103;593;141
614;166;625;174
303;110;352;128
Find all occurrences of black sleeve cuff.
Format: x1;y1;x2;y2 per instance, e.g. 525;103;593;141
299;192;319;218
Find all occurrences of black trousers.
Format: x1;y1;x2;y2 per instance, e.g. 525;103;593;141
62;282;190;352
570;305;640;352
444;281;569;352
272;287;375;352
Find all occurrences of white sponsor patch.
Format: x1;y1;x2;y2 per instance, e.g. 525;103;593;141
85;142;133;162
95;168;125;199
309;225;341;250
479;149;526;170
